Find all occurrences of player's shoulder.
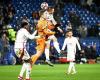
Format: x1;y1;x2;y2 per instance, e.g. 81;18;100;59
38;19;44;24
72;36;78;41
38;20;45;27
65;37;69;40
37;20;46;29
20;28;27;31
72;36;77;39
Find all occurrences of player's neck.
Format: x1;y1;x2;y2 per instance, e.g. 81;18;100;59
40;17;46;21
69;36;72;38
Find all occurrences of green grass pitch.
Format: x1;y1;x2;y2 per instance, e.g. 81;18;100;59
0;64;100;80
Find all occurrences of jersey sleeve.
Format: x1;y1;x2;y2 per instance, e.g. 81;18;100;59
24;29;38;39
51;15;57;25
76;38;81;50
62;38;67;50
48;14;57;25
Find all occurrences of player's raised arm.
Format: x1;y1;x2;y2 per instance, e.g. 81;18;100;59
24;29;40;39
21;22;40;39
50;14;57;25
31;30;41;39
43;28;55;35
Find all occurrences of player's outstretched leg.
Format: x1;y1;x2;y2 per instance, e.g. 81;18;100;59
45;60;54;67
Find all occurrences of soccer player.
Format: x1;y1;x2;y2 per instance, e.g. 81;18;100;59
31;10;55;65
40;5;63;66
62;29;81;74
14;22;40;80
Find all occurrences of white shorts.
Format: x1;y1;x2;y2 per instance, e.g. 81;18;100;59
14;48;30;60
67;53;75;62
48;35;56;40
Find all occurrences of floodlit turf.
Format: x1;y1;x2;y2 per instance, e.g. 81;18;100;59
0;64;100;80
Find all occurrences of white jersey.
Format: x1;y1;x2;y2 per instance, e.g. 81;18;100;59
14;28;37;49
62;37;81;54
44;11;57;25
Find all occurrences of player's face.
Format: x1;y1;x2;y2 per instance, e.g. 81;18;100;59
42;13;47;19
67;31;73;37
51;9;54;13
48;8;54;14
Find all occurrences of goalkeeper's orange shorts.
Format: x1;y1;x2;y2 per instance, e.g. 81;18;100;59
36;38;45;52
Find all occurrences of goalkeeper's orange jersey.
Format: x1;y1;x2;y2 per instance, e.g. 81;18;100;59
37;19;55;38
36;19;55;51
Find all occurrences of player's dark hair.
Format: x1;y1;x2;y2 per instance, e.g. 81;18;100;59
48;6;54;9
47;6;54;12
21;22;28;28
66;29;73;33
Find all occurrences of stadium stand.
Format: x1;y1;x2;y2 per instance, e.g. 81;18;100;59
0;0;100;64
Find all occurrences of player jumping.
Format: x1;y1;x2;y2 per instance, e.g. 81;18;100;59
41;2;63;66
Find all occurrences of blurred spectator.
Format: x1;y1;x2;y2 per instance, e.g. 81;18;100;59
66;21;72;31
87;0;93;6
95;23;100;37
91;44;97;59
79;49;87;64
85;44;97;64
69;11;82;28
3;1;15;25
7;3;15;21
7;24;16;45
84;44;97;60
68;11;82;37
32;11;39;19
0;5;4;27
78;25;87;38
87;26;99;37
32;11;39;29
54;0;64;23
0;33;9;57
50;46;58;63
0;25;8;37
85;45;92;59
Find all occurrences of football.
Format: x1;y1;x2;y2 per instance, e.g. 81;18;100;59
41;2;48;10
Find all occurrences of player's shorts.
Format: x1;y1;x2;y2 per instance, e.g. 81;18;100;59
67;53;75;62
14;48;30;60
48;35;56;40
36;38;45;52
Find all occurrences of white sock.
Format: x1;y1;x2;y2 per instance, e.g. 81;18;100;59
68;62;73;73
45;48;50;61
26;63;31;79
53;41;60;53
19;63;26;77
72;62;76;73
